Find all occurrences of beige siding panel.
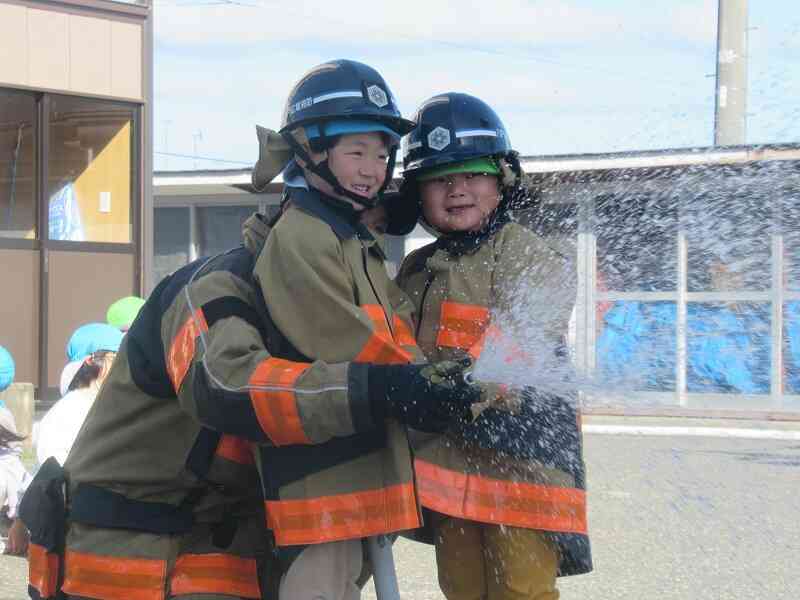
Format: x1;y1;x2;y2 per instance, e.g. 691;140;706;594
47;251;134;387
0;249;39;385
27;8;69;90
111;21;142;100
69;14;111;96
0;3;29;87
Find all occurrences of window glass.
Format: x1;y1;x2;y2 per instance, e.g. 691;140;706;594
154;207;190;285
196;205;256;257
784;302;800;395
686;302;771;394
783;194;800;292
48;96;134;243
596;301;677;392
0;90;36;239
595;193;677;292
685;189;771;292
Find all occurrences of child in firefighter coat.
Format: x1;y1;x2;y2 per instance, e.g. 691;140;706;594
249;61;480;600
396;93;592;600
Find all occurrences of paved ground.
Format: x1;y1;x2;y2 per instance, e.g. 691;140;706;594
4;419;800;599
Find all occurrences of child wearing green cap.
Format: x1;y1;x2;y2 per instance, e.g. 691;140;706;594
107;296;146;331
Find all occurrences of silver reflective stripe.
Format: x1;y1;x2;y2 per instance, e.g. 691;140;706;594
405;141;423;150
455;129;498;138
313;90;363;104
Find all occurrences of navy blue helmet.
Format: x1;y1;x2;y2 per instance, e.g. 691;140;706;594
402;92;513;175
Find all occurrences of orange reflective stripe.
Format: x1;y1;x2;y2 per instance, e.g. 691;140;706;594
266;482;420;546
250;358;312;446
392;314;418;348
415;459;587;534
169;553;260;599
167;309;209;393
216;434;255;465
28;543;59;598
467;324;533;364
467;323;501;359
62;550;166;600
436;302;490;351
355;305;413;365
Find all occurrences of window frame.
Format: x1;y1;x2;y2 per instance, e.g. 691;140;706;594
0;86;142;399
547;160;800;410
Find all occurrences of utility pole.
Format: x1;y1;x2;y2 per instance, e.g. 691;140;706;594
163;120;172;170
714;0;748;146
192;129;203;170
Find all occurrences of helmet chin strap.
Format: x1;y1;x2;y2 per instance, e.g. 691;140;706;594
281;128;397;210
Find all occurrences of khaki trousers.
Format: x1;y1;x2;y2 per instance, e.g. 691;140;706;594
279;539;363;600
434;515;559;600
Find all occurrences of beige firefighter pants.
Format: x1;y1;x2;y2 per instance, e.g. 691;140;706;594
434;515;560;600
279;539;363;600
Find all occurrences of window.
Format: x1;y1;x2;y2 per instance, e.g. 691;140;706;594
685;191;771;292
0;90;36;239
686;302;771;394
783;195;800;292
196;205;257;257
784;302;800;395
596;301;677;392
596;193;678;292
154;207;190;285
48;96;134;243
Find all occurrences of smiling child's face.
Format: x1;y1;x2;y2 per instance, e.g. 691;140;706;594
303;132;390;210
420;172;501;233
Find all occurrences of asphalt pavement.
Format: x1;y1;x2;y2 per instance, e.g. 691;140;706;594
3;418;799;600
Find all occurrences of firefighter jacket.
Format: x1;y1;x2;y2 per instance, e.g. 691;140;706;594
24;214;278;600
396;219;592;576
22;210;418;600
251;187;426;551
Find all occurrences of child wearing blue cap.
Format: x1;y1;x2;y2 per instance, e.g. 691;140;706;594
0;345;14;393
0;346;31;554
36;324;122;468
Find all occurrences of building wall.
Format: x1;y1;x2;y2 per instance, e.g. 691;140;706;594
0;0;150;399
0;0;143;100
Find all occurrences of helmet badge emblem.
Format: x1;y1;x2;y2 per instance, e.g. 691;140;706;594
427;126;451;151
366;85;389;108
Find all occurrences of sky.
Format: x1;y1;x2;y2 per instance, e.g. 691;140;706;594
153;0;800;171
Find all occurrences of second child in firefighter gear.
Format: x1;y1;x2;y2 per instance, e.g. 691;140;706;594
395;93;592;600
18;209;476;600
249;60;481;600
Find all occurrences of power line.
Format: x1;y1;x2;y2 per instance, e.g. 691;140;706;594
155;150;252;165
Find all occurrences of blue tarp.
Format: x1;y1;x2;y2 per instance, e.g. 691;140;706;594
597;301;677;391
786;301;800;393
597;301;773;394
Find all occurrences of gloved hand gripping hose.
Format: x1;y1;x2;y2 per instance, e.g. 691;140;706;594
367;359;480;433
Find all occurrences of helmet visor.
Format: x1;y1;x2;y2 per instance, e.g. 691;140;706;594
304;119;401;144
415;157;501;182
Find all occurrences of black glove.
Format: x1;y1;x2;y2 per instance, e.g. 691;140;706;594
367;360;480;433
380;180;421;236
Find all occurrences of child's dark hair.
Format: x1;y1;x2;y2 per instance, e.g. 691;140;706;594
0;423;25;447
308;131;392;154
308;134;341;154
68;350;114;392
